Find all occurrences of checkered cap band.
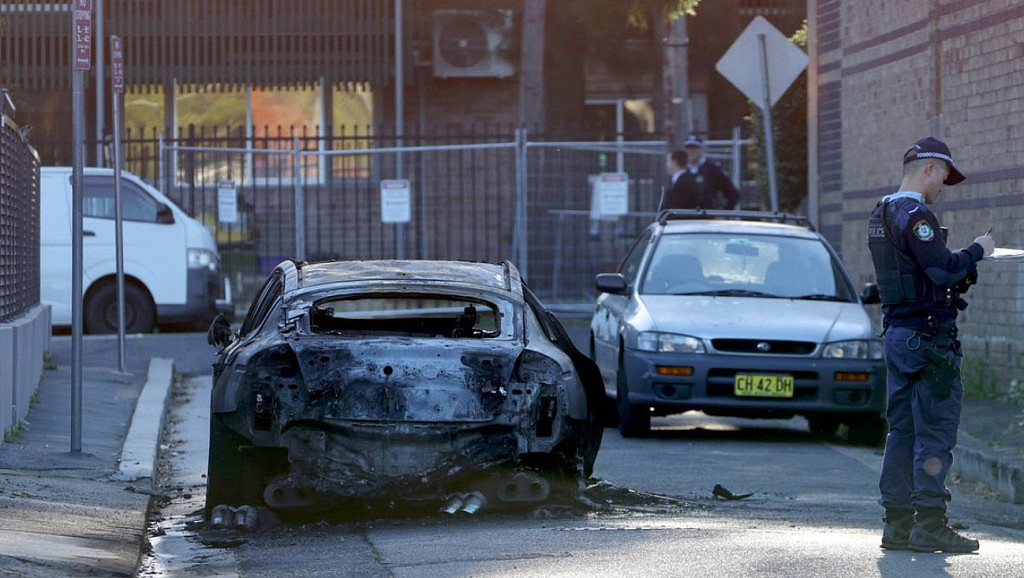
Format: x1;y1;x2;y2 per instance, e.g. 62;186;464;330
909;151;954;164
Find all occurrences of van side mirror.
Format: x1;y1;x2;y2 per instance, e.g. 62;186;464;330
595;273;629;295
860;283;881;305
156;202;175;224
207;312;235;349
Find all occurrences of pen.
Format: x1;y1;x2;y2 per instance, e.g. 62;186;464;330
986;228;993;236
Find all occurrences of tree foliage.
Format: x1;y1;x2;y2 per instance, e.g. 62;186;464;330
746;22;808;213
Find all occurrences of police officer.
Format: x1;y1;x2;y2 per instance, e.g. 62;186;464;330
659;135;740;211
867;136;994;553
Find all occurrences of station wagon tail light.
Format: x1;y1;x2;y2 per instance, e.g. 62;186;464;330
822;339;883;360
637;332;705;354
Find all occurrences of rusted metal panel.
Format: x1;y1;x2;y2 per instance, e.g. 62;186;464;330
1;0;393;90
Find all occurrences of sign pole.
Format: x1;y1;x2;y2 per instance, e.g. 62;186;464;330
111;35;128;374
758;33;780;213
70;0;93;453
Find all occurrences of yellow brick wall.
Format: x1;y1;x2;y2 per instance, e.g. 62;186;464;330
815;0;1024;389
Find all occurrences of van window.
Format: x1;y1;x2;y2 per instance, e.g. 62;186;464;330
82;176;162;222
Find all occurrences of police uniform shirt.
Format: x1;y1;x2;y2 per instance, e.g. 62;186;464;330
872;191;983;326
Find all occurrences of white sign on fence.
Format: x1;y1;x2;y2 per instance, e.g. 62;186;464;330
592;172;629;217
217;179;238;223
380;179;411;224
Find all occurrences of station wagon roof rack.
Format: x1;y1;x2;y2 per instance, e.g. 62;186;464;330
656;209;815;231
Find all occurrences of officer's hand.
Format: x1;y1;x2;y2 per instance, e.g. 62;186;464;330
973;234;995;258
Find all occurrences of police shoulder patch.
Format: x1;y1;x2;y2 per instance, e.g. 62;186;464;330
913;219;934;241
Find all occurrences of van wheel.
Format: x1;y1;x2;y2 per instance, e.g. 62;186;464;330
84;282;155;334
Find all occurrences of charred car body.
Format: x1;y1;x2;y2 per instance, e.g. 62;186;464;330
206;259;603;517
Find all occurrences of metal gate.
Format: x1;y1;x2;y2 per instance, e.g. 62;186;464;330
153;130;748;311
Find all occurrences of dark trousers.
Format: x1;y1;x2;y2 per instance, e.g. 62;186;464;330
878;325;963;511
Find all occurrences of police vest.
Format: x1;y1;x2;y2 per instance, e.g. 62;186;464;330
867;199;951;307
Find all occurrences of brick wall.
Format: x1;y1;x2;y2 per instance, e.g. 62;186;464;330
814;0;1024;391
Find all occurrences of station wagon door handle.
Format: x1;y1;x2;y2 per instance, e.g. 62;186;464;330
82;230;95;237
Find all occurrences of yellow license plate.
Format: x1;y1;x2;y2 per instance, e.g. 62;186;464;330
734;374;794;398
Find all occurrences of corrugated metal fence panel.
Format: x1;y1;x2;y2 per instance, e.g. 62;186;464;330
2;0;393;90
0;2;71;90
0;113;41;323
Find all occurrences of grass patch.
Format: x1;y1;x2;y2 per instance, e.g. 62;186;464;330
43;351;57;371
3;420;27;444
960;355;999;400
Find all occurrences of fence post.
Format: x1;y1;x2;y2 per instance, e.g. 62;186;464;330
514;128;529;280
293;136;305;261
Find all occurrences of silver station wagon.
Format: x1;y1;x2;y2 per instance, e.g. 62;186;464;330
590;210;885;443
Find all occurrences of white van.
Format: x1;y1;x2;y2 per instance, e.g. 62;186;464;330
39;167;231;333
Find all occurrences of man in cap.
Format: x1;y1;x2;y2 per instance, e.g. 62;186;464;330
659;135;740;211
867;136;994;553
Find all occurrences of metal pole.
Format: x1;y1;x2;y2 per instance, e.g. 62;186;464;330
758;33;780;213
70;10;87;453
615;98;624;172
731;126;742;190
516;129;529;280
394;0;405;259
293;136;305;261
113;91;127;373
94;0;104;166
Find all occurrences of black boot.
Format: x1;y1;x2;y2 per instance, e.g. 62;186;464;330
881;508;914;550
908;507;980;553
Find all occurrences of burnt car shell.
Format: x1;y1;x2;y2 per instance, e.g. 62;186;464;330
206;260;602;516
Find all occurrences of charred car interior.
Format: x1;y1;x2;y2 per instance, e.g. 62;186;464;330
205;259;603;521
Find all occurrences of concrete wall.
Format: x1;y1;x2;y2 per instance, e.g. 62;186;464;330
813;0;1024;392
0;305;51;445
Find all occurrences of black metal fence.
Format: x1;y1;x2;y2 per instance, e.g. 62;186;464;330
117;124;752;312
0;101;40;323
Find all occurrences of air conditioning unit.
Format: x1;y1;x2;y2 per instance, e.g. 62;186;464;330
432;9;516;79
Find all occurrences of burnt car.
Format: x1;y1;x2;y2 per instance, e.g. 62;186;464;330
205;259;603;517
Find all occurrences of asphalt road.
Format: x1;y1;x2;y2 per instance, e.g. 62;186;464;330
141;373;1024;577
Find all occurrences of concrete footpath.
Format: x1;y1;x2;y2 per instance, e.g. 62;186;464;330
0;332;211;577
0;331;1022;576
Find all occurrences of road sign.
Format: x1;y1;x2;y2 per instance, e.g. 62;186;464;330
73;0;92;71
715;16;807;109
111;36;124;94
380;179;411;223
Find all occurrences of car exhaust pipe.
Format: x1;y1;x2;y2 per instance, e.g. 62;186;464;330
234;505;258;530
210;504;233;529
440;494;464;515
459;491;488;515
496;471;550;503
263;475;317;509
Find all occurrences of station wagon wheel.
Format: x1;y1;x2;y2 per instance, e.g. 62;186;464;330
846;415;887;447
590;333;620;428
616;358;650;437
84;281;155;334
807;414;840;436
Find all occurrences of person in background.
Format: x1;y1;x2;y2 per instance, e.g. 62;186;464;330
867;136;994;553
659;135;740;211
